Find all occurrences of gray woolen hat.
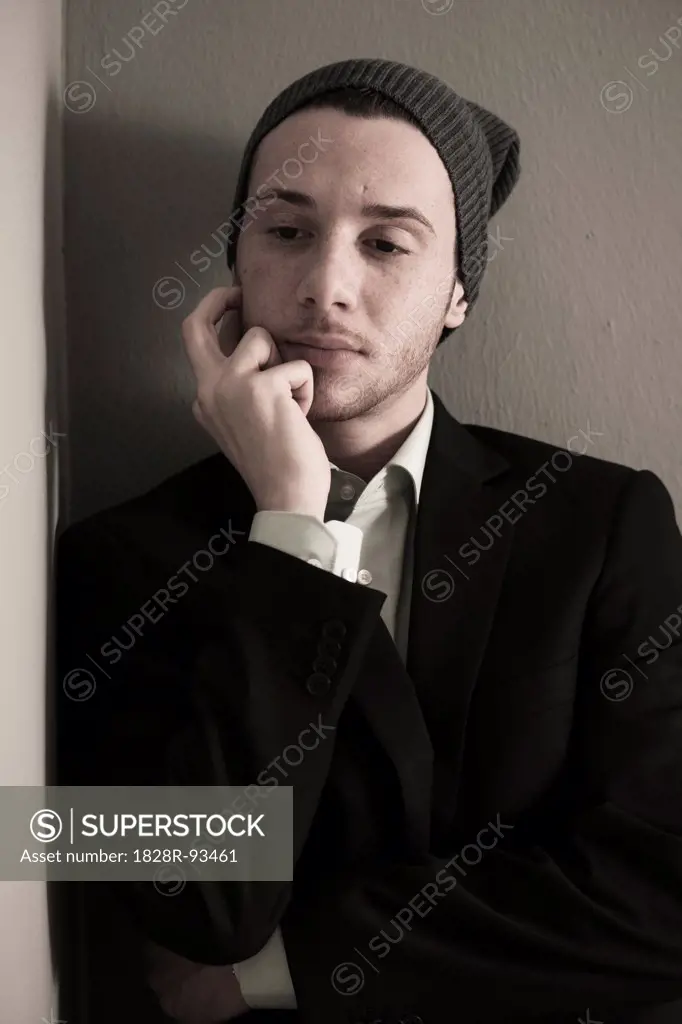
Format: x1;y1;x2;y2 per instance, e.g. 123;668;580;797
225;58;521;345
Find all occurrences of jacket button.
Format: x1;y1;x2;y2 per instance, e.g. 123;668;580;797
305;672;331;695
317;637;342;656
322;619;347;640
312;655;337;674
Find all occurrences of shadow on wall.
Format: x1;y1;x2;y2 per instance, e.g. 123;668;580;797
61;106;244;525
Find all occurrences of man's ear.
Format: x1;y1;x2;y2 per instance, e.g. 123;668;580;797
444;273;468;329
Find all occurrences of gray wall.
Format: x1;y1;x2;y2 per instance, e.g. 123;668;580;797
63;0;682;525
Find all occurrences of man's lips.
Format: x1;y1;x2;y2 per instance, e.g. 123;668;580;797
281;339;363;368
285;334;361;351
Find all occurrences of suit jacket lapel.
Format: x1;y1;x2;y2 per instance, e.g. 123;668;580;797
407;392;514;842
327;392;517;852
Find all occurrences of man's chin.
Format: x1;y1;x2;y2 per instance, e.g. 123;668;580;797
305;369;369;422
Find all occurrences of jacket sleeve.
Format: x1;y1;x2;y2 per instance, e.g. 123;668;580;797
55;512;386;965
277;469;682;1023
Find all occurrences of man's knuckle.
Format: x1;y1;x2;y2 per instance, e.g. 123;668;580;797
180;313;196;336
195;382;213;407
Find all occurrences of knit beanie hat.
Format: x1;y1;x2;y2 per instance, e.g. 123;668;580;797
225;58;521;345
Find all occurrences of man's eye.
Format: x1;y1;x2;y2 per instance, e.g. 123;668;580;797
368;239;407;256
268;227;303;242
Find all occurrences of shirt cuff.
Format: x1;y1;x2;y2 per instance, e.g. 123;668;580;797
233;926;297;1009
249;511;362;580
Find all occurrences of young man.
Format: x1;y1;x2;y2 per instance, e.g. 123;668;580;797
57;59;682;1024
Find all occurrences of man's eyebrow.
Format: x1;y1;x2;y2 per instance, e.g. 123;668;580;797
266;188;436;237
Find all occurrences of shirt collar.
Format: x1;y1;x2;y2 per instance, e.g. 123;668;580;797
328;386;434;508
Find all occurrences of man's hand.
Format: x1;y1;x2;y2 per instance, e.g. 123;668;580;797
144;940;249;1023
182;285;331;519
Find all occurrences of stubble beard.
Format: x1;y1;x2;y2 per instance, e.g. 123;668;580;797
306;314;445;423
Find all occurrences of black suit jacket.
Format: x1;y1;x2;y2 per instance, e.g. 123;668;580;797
55;390;682;1024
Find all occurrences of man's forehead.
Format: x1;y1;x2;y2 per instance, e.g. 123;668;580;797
248;108;450;201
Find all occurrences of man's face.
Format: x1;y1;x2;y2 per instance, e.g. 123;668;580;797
234;106;468;420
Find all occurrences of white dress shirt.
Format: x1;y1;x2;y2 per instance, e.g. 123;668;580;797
234;386;435;1009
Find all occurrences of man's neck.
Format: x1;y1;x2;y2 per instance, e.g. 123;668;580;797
314;381;429;484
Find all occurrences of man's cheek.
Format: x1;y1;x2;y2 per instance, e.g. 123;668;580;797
240;296;288;346
243;265;288;319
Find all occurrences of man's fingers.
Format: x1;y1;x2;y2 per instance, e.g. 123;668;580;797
217;307;243;359
182;286;242;378
266;358;314;414
192;284;242;331
229;326;284;374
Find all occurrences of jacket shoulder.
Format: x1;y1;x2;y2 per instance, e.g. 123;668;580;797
56;453;250;560
464;421;638;493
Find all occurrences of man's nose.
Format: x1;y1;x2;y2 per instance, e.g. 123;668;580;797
295;238;359;312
